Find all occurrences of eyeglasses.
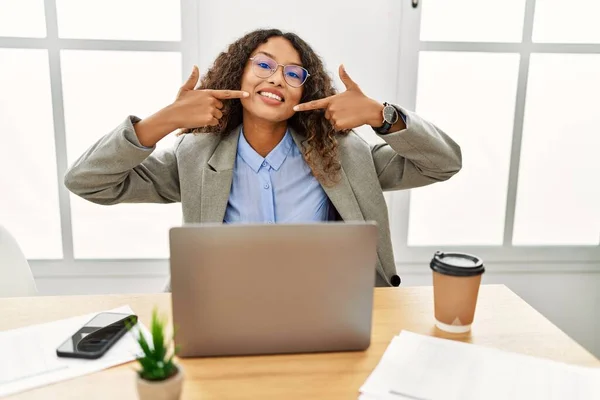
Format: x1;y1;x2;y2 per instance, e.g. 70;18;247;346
249;54;310;88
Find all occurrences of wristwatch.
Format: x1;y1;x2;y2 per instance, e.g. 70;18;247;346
373;102;399;135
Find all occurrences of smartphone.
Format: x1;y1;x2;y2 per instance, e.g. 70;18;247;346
56;312;138;359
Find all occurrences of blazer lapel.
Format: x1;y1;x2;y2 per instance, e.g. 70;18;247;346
289;128;364;222
200;126;241;223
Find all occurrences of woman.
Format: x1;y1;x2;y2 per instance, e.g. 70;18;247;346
64;28;462;289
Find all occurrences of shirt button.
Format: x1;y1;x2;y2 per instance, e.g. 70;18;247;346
268;221;274;224
262;161;268;167
263;183;270;189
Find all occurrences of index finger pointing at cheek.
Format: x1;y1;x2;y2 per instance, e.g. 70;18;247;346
208;89;250;99
293;98;330;112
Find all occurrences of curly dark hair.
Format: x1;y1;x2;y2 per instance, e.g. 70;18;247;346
182;28;348;186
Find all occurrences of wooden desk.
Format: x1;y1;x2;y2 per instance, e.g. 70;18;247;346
2;285;598;399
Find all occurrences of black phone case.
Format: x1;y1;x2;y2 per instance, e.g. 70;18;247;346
56;314;137;359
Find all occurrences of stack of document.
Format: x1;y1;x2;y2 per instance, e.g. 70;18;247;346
359;331;600;400
0;305;148;398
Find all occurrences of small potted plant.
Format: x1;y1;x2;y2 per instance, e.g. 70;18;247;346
129;309;183;400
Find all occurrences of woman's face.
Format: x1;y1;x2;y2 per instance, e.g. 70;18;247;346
240;37;305;123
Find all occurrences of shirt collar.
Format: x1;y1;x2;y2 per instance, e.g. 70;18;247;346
238;127;294;172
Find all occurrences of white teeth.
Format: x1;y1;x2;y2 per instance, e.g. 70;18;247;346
259;91;283;102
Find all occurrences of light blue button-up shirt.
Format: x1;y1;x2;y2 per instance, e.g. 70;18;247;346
223;128;331;224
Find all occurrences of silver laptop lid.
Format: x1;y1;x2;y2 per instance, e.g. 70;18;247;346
169;222;378;357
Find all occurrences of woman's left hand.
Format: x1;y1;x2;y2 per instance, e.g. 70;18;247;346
293;65;385;131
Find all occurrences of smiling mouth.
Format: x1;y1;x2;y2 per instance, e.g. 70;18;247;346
258;91;284;102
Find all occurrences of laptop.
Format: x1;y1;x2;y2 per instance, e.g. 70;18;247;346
168;222;378;357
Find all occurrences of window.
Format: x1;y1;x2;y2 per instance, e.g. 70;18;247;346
0;0;198;263
532;0;600;44
408;51;519;246
391;0;599;262
0;0;46;38
0;48;62;259
1;0;597;274
61;50;182;259
513;53;600;245
55;0;181;41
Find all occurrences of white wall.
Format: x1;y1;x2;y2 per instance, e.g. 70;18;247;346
193;0;402;145
33;263;600;359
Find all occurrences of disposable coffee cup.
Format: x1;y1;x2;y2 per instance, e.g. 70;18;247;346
430;251;485;333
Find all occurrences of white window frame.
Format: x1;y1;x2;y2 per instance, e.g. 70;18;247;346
389;0;599;266
0;0;198;278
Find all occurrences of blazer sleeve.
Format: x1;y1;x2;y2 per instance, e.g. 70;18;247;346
371;105;462;191
64;116;183;205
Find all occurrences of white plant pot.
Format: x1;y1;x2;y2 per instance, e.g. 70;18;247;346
136;365;184;400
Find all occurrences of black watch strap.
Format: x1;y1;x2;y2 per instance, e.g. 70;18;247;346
373;121;392;135
374;120;393;135
373;102;399;135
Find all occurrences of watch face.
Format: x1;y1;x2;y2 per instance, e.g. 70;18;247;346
383;105;398;124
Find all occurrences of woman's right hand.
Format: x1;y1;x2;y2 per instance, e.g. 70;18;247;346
170;65;249;129
134;66;249;147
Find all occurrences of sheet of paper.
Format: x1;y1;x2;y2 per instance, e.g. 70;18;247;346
0;305;149;398
360;331;600;400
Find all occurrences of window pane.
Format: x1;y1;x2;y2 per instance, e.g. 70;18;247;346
0;49;62;259
61;50;182;258
420;0;526;43
69;200;181;259
533;0;600;43
56;0;180;41
513;54;600;245
0;0;46;38
408;52;520;246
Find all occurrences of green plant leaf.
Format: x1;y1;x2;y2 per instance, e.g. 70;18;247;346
137;329;153;357
151;309;166;362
